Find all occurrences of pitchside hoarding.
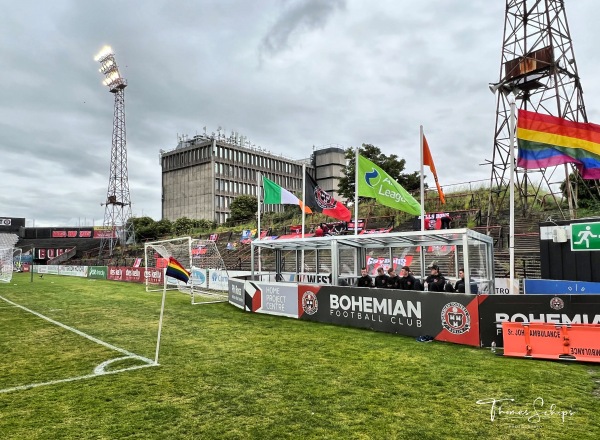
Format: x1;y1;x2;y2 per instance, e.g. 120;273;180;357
88;266;108;279
297;285;480;346
108;267;163;284
228;279;246;309
524;279;600;294
478;294;600;347
58;266;87;277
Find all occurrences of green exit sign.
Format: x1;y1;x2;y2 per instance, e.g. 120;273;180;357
571;221;600;251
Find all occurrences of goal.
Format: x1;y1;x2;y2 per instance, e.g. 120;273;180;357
144;237;228;304
0;247;14;283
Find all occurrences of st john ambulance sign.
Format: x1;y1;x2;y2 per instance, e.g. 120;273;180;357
571;221;600;251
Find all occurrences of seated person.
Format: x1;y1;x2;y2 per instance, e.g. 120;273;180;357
356;267;373;287
398;265;419;291
374;267;389;288
314;226;324;237
424;264;446;292
454;268;466;293
386;268;401;289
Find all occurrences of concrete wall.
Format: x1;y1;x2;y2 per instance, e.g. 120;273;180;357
162;162;215;221
313;147;346;200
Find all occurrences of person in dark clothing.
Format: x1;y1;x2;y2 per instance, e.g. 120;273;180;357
425;264;446;292
454;268;466;293
386;268;401;289
398;266;419;291
440;215;452;229
356;267;373;288
374;267;389;288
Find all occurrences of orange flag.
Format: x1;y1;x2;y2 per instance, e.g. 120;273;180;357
423;135;446;204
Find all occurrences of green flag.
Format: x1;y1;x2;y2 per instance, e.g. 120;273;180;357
357;154;421;215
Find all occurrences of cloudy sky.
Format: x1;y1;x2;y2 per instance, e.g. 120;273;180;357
1;0;599;227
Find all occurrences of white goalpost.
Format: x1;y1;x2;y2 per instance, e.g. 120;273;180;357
0;247;14;283
144;236;228;305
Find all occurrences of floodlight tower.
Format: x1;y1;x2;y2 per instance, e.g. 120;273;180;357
486;0;588;225
94;46;134;259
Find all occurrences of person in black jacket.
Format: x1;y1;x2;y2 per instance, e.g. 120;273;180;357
356;267;373;288
374;267;389;288
386;268;401;289
425;264;446;292
398;266;419;291
454;268;466;293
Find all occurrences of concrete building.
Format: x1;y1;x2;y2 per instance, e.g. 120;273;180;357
160;133;346;224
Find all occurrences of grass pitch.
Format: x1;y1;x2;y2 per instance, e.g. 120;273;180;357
0;273;599;439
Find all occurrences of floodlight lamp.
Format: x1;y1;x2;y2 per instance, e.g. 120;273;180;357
99;59;115;74
94;45;114;62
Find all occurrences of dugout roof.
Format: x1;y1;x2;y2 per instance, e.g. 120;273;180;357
251;228;493;251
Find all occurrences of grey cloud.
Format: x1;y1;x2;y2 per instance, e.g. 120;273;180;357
260;0;346;56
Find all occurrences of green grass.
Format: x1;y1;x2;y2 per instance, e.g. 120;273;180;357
1;273;599;439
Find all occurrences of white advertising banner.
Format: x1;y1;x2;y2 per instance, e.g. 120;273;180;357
58;265;88;277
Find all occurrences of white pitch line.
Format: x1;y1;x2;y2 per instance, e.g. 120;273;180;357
0;294;154;365
0;294;159;394
0;362;155;394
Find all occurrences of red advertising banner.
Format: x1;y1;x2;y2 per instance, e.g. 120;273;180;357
107;266;164;284
144;267;164;285
365;256;414;275
52;231;67;238
79;230;92;238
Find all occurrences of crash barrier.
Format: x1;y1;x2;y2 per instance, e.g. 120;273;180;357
502;322;600;363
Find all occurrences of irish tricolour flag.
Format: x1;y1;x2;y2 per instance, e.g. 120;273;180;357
262;176;310;213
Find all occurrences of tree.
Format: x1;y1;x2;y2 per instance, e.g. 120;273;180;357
229;195;258;223
155;219;173;237
128;216;158;242
173;217;194;236
561;172;600;209
337;144;422;200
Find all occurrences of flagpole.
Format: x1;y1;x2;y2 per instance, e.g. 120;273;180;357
419;126;426;282
420;125;425;232
154;269;167;364
302;163;306;239
257;172;262;275
508;96;516;294
354;146;359;235
257;172;262;238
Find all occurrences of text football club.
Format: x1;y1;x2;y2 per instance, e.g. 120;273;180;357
296;285;479;342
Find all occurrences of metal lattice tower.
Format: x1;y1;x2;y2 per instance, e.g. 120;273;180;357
486;0;588;225
95;46;134;259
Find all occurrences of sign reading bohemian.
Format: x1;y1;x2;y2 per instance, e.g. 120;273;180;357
298;285;480;346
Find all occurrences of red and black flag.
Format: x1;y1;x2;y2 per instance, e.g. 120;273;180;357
304;172;351;222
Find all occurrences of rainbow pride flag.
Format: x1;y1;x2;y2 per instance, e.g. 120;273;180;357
517;109;600;179
165;257;190;283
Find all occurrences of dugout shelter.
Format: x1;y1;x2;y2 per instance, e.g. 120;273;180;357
250;228;495;294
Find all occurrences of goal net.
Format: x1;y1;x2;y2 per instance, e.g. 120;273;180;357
144;236;228;304
0;248;14;283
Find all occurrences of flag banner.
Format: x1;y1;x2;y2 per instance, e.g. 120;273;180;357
357;155;421;215
517;109;600;179
262;176;311;212
304;172;351;222
165;256;190;284
423;135;446;204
